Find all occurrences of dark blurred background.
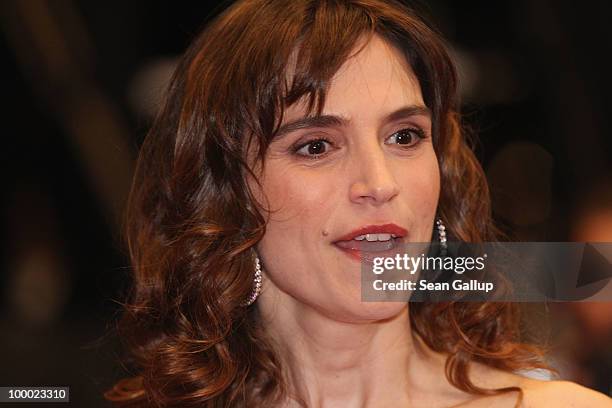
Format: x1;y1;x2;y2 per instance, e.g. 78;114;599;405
1;0;611;406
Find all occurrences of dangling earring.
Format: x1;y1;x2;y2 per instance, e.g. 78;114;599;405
436;218;448;256
242;255;262;306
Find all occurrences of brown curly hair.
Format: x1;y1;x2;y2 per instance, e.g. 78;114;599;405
105;0;549;406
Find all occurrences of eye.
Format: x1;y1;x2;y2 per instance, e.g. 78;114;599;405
293;138;333;158
385;127;426;148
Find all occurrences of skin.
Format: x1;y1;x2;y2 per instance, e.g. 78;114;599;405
246;35;612;407
251;34;439;324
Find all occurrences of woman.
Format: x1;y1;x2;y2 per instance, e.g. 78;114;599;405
106;0;611;406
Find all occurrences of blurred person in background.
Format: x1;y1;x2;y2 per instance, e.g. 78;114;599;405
551;180;612;395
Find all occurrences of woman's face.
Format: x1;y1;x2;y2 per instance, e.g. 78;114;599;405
249;35;440;321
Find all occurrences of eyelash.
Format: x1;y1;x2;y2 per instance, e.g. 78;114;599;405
291;127;428;160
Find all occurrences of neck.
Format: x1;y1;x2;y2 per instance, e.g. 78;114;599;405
257;288;450;407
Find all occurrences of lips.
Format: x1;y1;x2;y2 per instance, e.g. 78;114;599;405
333;223;408;263
334;223;408;242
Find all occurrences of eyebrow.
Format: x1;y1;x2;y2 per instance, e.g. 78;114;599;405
273;105;432;140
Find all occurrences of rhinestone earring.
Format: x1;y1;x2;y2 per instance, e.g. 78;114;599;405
242;255;262;306
436;217;448;256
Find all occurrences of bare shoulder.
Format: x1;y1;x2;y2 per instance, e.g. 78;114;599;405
467;363;611;407
522;379;612;407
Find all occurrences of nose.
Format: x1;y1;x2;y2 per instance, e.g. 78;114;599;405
349;146;400;205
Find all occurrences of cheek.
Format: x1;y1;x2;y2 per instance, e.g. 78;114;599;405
419;154;441;206
399;151;440;236
261;168;335;226
255;168;337;295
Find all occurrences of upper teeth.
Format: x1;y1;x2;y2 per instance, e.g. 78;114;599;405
354;233;397;241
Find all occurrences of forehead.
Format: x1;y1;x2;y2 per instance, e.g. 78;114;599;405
284;35;424;122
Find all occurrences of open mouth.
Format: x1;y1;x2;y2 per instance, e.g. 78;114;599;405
334;234;404;263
